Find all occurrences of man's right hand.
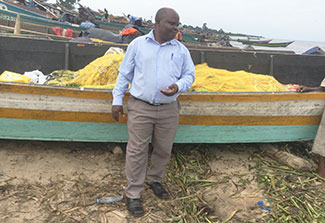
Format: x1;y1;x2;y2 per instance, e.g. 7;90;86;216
112;105;124;121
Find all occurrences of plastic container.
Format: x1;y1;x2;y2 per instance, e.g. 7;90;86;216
96;195;124;204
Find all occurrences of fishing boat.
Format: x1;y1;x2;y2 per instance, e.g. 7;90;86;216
0;8;197;42
0;17;81;38
0;82;324;143
0;0;54;19
0;8;87;32
242;41;294;47
237;39;272;44
0;36;324;143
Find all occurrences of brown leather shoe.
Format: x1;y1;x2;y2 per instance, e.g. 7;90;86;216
126;197;144;217
148;182;169;199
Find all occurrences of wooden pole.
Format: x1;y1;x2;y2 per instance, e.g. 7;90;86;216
14;13;21;35
32;0;59;19
0;24;72;40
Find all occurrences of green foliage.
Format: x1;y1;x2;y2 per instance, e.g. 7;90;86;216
56;0;80;10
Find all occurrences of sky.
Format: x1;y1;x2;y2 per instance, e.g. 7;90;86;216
51;0;325;42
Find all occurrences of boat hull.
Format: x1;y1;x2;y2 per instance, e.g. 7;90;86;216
0;8;87;32
0;82;324;143
242;41;294;47
0;0;49;19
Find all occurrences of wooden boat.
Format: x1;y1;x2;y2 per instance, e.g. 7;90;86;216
237;39;272;44
242;41;294;47
0;8;87;32
0;17;81;38
0;82;324;143
0;0;54;19
0;8;197;42
1;35;324;143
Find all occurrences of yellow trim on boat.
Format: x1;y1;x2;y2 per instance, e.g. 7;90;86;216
0;108;321;126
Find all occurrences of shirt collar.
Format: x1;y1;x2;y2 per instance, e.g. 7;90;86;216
145;30;177;46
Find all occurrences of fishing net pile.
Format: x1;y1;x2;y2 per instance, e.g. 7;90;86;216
45;54;289;92
46;53;124;89
191;63;289;92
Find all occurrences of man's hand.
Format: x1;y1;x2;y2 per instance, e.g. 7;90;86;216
160;84;178;96
112;105;124;121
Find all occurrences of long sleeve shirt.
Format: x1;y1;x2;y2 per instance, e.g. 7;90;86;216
112;30;195;106
128;16;140;24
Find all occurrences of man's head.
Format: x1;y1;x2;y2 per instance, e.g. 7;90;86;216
154;8;179;43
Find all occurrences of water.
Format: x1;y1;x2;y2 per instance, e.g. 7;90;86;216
230;39;325;54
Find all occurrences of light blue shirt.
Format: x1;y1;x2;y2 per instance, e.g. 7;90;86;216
128;15;140;24
112;30;195;105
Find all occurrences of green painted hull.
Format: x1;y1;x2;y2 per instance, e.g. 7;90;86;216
0;8;86;32
242;41;294;47
0;118;318;143
0;0;47;19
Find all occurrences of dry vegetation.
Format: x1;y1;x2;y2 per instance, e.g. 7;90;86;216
0;140;324;223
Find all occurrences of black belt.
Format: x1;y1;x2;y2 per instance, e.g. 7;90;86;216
133;97;169;106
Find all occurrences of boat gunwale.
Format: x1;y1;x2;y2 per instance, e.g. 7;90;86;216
1;82;325;102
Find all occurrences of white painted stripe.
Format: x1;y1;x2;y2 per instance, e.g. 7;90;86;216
180;100;325;116
0;92;324;116
0;92;112;113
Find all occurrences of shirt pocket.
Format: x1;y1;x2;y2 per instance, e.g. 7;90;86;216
169;55;183;78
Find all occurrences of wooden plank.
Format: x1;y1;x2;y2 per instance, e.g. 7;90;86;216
32;0;58;19
0;24;72;39
1;82;325;101
0;83;112;99
1;91;324;116
0;17;81;37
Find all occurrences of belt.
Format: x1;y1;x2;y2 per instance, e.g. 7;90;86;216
133;97;169;106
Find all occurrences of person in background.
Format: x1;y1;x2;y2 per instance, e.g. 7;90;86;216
296;78;325;177
102;8;110;22
127;14;142;27
112;7;195;217
74;7;96;25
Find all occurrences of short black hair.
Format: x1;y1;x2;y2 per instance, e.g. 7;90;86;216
155;8;178;22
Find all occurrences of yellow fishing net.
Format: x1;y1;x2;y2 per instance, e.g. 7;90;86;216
190;63;289;92
46;54;124;89
46;54;289;92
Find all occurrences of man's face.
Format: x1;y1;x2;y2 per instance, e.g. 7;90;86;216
155;12;179;42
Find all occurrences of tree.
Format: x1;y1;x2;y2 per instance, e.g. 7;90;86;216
56;0;80;10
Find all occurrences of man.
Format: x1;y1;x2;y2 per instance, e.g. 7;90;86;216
74;7;96;25
296;78;325;177
112;8;195;217
127;14;142;27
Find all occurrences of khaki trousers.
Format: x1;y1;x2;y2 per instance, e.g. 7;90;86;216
312;110;325;157
125;96;180;198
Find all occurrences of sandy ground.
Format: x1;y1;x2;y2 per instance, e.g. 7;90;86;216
0;139;318;223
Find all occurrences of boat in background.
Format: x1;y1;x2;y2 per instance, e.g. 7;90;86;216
303;46;325;55
0;0;56;19
0;6;197;42
242;41;294;47
0;82;324;143
237;39;272;44
0;8;87;32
